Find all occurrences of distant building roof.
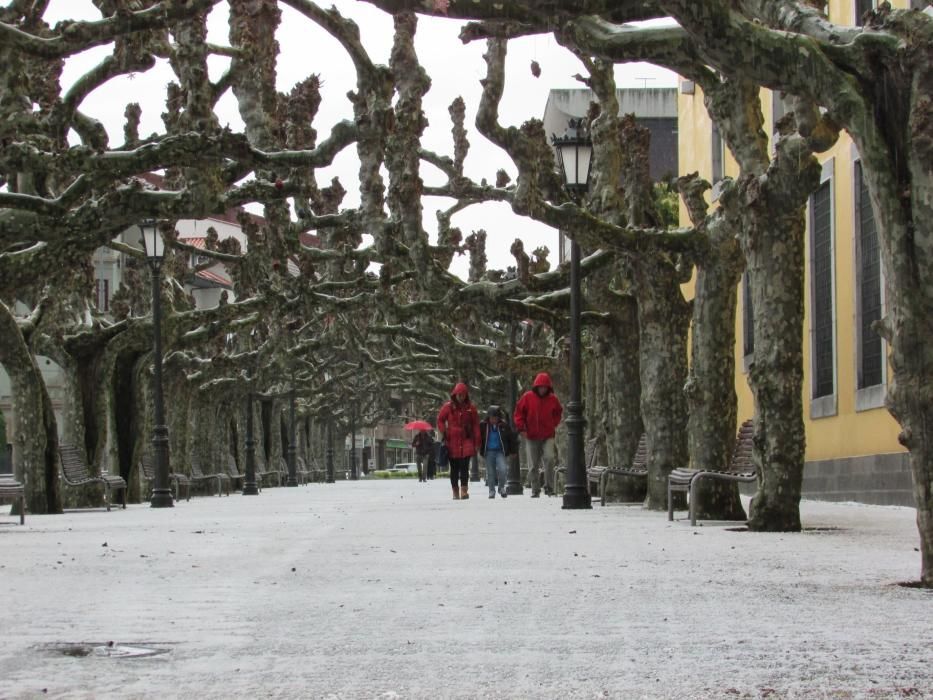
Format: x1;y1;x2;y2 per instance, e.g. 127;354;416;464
543;87;679;182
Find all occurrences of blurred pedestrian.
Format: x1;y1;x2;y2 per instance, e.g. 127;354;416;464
513;372;563;497
479;405;517;499
412;429;434;483
437;382;480;500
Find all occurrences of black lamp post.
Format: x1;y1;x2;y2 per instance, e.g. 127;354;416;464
242;383;259;495
551;119;593;510
505;322;523;495
325;417;335;483
286;387;299;487
349;403;359;480
140;220;173;508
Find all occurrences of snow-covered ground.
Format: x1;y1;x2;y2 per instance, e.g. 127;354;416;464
0;480;929;699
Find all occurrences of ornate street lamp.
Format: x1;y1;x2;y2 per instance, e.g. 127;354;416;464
551;119;593;510
325;417;335;483
349;402;359;480
139;220;173;508
242;370;259;495
286;387;299;487
505;322;523;495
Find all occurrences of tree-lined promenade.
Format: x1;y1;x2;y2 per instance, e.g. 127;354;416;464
1;1;932;586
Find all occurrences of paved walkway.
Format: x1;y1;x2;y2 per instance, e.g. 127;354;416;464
0;480;930;699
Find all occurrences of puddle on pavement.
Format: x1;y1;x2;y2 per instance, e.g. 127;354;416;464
38;642;171;659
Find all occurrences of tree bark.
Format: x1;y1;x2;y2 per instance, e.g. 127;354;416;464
634;258;691;509
681;175;746;520
0;303;61;514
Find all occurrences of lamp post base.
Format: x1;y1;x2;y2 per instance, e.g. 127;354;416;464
150;489;174;508
562;487;592;510
285;478;299;487
242;482;259;495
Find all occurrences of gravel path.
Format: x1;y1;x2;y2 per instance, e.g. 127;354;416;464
0;480;930;699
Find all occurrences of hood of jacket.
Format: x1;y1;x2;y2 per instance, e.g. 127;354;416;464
450;382;471;402
532;373;552;392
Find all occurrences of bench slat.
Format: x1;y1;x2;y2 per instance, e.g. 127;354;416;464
59;444;126;511
667;419;757;525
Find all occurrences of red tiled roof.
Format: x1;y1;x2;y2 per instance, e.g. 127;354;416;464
179;237;206;249
195;268;232;288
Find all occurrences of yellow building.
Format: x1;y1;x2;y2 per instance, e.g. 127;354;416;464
677;0;913;506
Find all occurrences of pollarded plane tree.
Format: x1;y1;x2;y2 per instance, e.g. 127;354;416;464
365;0;933;584
642;0;933;586
0;0;359;510
558;17;840;526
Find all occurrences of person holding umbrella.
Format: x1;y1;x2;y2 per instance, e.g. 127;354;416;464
407;421;434;483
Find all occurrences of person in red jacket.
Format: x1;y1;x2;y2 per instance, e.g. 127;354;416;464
437;382;481;500
513;372;563;497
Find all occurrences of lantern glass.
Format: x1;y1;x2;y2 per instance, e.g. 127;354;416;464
139;220;164;260
551;120;593;192
559;141;592;188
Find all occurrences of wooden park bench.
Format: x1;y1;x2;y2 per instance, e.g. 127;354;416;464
668;419;757;526
59;444;127;511
255;451;281;487
0;475;26;524
190;456;230;497
139;453;191;502
278;456;291;485
590;433;648;507
224;453;248;492
553;437;601;495
308;459;326;483
295;455;312;484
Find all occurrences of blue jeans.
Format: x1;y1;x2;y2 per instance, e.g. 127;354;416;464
484;450;508;494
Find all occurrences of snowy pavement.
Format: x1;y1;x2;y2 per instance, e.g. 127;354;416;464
0;480;930;699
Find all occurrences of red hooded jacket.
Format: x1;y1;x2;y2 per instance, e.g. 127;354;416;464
437;382;481;459
513;373;563;440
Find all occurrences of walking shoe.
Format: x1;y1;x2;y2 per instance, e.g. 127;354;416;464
452;486;460;500
498;489;507;499
460;485;470;500
489;491;495;499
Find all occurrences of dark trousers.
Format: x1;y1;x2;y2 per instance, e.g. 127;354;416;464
416;454;427;482
449;457;470;488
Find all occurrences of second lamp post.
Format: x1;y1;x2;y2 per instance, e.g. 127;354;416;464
551;119;593;510
140;220;173;508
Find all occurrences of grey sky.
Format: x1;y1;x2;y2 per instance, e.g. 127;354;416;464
47;1;676;279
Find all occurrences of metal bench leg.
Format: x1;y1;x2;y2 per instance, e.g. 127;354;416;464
667;481;674;521
121;485;126;509
689;476;699;527
600;472;607;507
19;494;25;525
105;483;111;512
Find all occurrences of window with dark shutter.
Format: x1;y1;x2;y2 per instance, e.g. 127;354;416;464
742;272;754;357
711;121;723;184
855;162;883;389
811;181;835;399
855;0;875;25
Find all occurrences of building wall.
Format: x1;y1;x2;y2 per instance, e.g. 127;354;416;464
677;0;913;506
